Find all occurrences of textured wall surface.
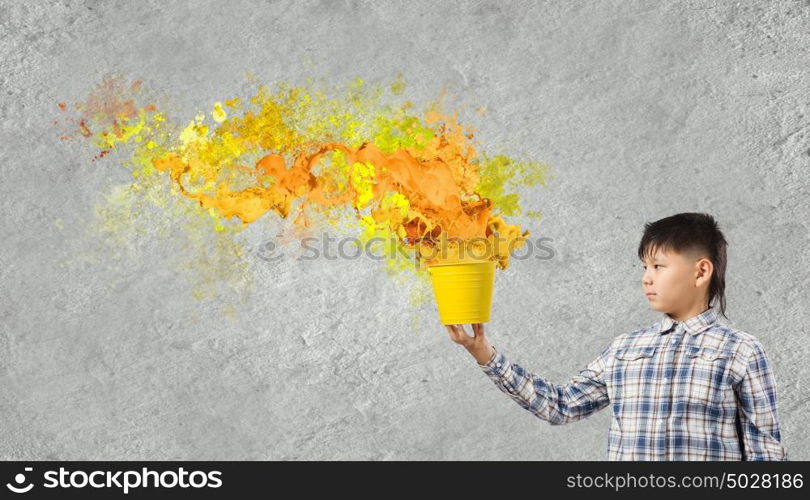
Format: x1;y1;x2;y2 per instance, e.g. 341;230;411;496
1;0;808;460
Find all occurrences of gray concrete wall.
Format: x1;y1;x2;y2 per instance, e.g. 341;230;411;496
1;0;808;460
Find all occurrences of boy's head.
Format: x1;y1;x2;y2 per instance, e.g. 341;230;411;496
637;213;728;319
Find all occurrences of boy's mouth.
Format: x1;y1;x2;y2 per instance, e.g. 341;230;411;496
645;292;657;298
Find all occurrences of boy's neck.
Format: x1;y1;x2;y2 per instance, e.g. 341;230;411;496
668;299;711;323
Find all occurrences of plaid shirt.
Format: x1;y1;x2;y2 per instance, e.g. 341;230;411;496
478;307;788;460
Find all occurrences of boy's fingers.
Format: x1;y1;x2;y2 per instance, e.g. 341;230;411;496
472;323;483;337
445;324;462;342
445;324;472;343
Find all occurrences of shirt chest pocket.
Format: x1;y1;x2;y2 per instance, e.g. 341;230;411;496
616;346;658;362
683;347;733;405
612;346;658;402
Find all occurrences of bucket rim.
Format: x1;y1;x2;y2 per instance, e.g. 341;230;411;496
426;259;496;268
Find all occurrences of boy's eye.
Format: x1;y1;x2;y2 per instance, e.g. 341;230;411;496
641;265;663;270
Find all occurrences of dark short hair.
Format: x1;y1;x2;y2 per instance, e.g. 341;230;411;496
637;212;728;319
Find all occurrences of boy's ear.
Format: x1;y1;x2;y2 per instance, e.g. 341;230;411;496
695;258;713;285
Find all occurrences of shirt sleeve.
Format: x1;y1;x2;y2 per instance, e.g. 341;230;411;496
734;340;789;461
478;343;611;425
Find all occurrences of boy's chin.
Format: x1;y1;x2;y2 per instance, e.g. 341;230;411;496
647;302;666;312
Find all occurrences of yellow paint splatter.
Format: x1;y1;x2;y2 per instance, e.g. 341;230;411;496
59;74;550;299
212;101;227;123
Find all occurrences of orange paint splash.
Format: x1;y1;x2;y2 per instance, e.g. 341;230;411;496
58;75;550;290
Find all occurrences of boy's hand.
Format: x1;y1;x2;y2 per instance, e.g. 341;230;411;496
446;323;495;365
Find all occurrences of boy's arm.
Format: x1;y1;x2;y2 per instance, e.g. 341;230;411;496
478;343;611;425
734;340;789;461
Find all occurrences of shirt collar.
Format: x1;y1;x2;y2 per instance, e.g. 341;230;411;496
658;307;718;336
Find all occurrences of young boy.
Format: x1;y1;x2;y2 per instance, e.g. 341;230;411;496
447;212;788;461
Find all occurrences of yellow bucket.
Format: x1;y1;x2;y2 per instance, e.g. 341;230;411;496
427;260;496;325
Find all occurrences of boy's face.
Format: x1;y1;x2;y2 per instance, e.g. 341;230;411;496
641;247;712;315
